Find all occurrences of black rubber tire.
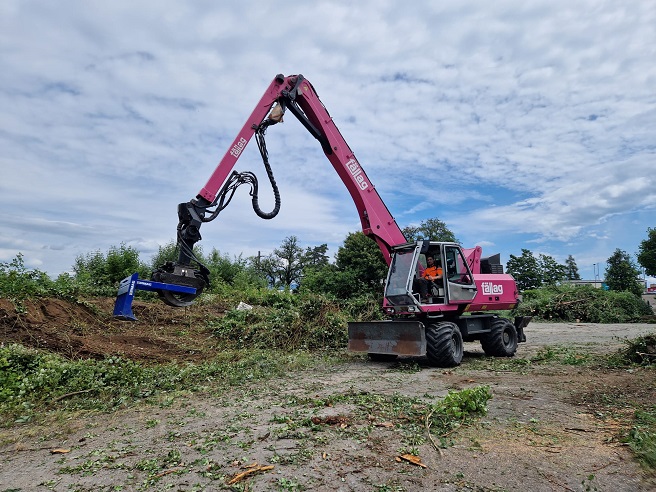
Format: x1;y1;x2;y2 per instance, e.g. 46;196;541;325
481;318;518;357
368;353;399;362
426;322;464;367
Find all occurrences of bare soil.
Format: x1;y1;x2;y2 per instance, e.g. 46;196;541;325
1;298;656;491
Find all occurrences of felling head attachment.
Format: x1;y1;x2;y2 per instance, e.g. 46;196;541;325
151;262;208;307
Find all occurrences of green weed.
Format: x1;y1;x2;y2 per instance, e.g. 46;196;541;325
271;386;491;451
625;409;656;469
0;344;318;425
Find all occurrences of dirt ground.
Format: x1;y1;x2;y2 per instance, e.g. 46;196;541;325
1;298;656;491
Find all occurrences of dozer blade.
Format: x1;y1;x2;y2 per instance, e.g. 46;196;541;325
348;320;426;356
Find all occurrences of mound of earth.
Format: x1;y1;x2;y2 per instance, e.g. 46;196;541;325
0;297;226;363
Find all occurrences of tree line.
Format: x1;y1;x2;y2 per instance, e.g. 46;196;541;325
506;225;656;296
1;220;654;301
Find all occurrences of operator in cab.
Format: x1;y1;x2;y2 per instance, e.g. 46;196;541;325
414;255;443;302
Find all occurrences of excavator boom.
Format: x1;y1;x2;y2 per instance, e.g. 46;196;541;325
153;74;405;306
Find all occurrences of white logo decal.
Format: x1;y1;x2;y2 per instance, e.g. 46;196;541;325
346;159;369;190
229;137;248;158
482;282;503;295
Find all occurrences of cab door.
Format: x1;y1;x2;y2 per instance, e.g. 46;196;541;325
444;245;477;303
383;246;422;305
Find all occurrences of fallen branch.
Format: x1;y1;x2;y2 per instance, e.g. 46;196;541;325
53;389;94;402
227;464;274;485
155;467;183;478
50;448;71;454
564;427;595;433
637;351;656;363
424;408;443;456
589;459;617;472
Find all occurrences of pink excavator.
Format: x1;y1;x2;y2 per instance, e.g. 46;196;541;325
145;74;531;367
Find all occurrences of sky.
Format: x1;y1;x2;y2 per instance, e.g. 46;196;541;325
1;0;655;286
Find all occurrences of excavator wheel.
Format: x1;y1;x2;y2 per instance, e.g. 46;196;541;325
425;321;463;367
481;318;518;357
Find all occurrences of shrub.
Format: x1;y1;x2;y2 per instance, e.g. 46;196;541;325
617;333;656;365
74;243;149;295
207;291;380;350
515;284;653;322
0;254;55;301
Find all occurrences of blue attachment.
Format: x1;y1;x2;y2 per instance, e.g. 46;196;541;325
113;273;197;321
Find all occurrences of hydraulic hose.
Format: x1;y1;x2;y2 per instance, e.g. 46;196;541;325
252;123;281;219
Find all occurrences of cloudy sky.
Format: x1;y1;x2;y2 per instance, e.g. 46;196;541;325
1;0;655;285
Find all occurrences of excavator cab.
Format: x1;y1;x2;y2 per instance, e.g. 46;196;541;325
383;241;477;309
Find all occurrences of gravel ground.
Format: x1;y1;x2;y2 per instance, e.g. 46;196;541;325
1;321;655;491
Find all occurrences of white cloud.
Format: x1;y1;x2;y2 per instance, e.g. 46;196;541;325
0;0;654;282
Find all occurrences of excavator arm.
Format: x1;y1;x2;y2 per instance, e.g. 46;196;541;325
153;74;406;306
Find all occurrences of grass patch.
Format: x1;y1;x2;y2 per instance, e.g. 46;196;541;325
627;409;656;469
0;344;319;426
464;346;593;372
271;385;492;452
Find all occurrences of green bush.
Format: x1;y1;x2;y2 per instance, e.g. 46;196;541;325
433;385;492;420
0;251;151;301
515;284;653;322
616;333;656;365
0;254;55;300
207;291;380;350
74;243;149;295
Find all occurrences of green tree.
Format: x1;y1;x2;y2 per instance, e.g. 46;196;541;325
150;240;180;268
301;264;354;299
150;240;204;270
335;232;388;292
539;254;567;285
605;249;644;296
302;244;329;269
150;240;261;290
105;244;144;284
637;227;656;277
402;217;458;243
254;236;305;289
301;232;387;298
506;249;570;290
506;249;541;291
564;255;581;280
205;249;251;286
